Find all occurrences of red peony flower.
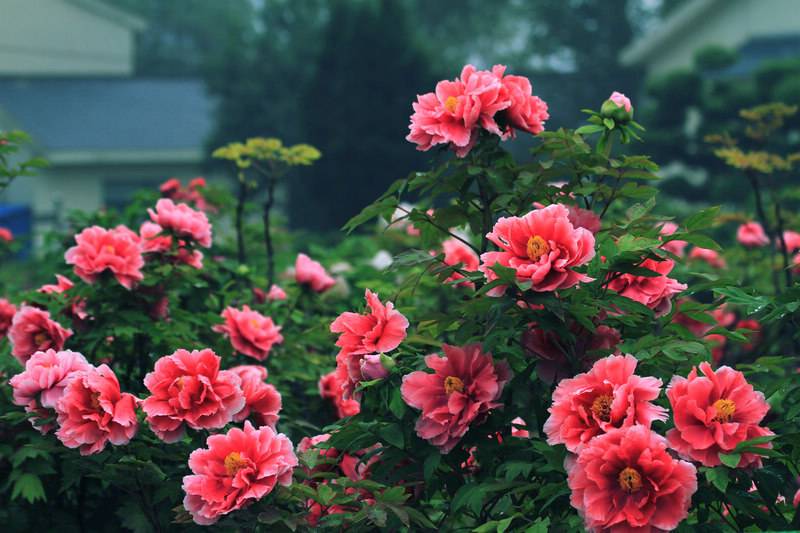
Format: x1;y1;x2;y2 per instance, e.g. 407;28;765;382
213;305;283;361
689;246;726;268
493;64;549;136
705;333;728;365
182;421;297;525
544;354;667;453
9;349;92;433
667;362;773;467
55;364;139;455
142;348;245;442
319;370;360;418
737;221;769;247
8;305;73;364
160;178;182;197
295;253;336;293
0;297;17;337
229;365;281;428
438;238;479;289
567;425;697;532
0;226;13;242
148;198;212;248
511;416;530;438
267;284;287;301
783;230;800;252
659;221;688;257
608;258;687;316
735;318;762;351
401;344;511;454
480;204;595;295
65;225;144;289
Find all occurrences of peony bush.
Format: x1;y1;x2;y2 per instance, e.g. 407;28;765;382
1;68;800;531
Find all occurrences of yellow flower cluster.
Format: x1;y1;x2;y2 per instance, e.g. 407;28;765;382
713;148;800;173
212;137;321;169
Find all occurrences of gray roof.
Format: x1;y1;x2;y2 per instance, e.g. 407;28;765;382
0;78;215;151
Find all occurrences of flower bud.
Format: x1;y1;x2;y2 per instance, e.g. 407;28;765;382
360;353;389;380
600;91;633;124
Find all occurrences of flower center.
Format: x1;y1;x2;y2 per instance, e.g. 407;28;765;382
444;376;465;395
526;235;550;261
712;398;736;423
591;394;613;422
103;244;116;254
33;332;50;346
89;391;102;410
249;318;260;329
224;452;249;476
618;467;642;493
444;96;458;114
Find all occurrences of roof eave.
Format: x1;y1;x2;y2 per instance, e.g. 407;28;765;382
47;148;205;166
64;0;147;32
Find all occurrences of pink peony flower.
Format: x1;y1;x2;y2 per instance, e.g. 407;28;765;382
267;284;287;301
737;221;769;247
38;274;74;294
511;417;530;438
566;205;601;234
8;305;73;364
213;306;283;361
401;344;511;454
160;178;182;197
0;298;17;337
139;221;171;253
319;370;361;418
689;246;727;268
9;349;92;433
65;225;144;289
142;349;245;442
783;230;800;252
608;91;632;112
567;425;697;532
480;204;595;295
229;365;281;428
295;253;336;293
439;238;479;288
0;226;12;242
359;353;389;380
794;487;800;508
492;64;549;136
544;354;667;453
608;258;687;316
148;198;212;248
182;421;297;525
55;364;139;455
659;221;688;257
666;362;773;467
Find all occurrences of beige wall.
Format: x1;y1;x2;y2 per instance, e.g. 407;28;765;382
0;0;135;76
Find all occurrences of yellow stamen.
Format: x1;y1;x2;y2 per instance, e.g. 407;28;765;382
444;96;458;114
103;244;116;254
618;467;642;493
89;391;102;410
444;376;465;395
224;452;248;476
33;332;49;346
713;398;736;423
526;235;550;261
591;394;613;422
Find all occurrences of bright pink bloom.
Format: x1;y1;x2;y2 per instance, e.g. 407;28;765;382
784;230;800;252
566;205;601;234
182;421;297;525
567;425;697;533
9;349;91;432
493;65;549;135
331;289;408;398
148;198;212;248
267;284;287;301
142;348;245;442
794;488;800;508
319;370;360;418
608;91;633;112
666;362;773;467
8;305;73;364
689;246;726;268
401;344;511;454
737;221;769;247
213;306;283;361
295;253;335;293
55;364;138;455
544;354;667;453
0;227;12;242
511;417;530;438
139;221;172;253
480;204;595;295
659;221;688;257
359;353;389;380
608;258;687;316
713;305;737;327
439;238;479;288
38;274;74;294
160;178;182;197
189;177;207;190
230;365;282;428
65;225;144;289
0;298;16;336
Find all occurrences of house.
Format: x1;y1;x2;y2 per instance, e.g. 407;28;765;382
621;0;800;77
0;0;217;248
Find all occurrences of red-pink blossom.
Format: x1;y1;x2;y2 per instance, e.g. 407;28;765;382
608;91;633;112
705;333;727;364
567;425;697;532
55;364;138;455
659;221;688;257
38;275;88;321
737;221;769;247
148;198;212;248
666;362;773;467
566;205;601;234
0;298;16;337
8;305;73;364
65;225;144;289
319;370;360;418
267;284;287;301
229;365;281;428
142;348;245;442
0;227;12;242
608;258;687;316
295;253;336;293
213;306;283;361
511;417;530;438
439;238;479;288
736;318;762;351
783;230;800;252
480;204;595;295
689;246;727;268
401;344;510;454
544;354;667;453
182;421;297;525
160;178;182;197
493;65;549;136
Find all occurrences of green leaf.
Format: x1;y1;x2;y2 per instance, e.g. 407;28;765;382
719;452;741;468
378;423;404;448
684;206;720;232
11;473;46;504
525;517;550;533
703;466;729;492
423;453;441;481
316;483;335;505
575;124;604;135
603;118;615;129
